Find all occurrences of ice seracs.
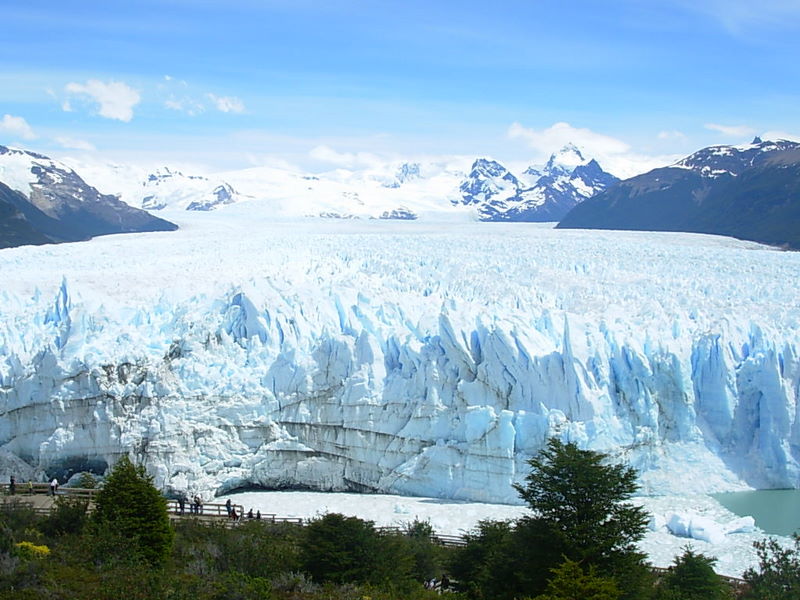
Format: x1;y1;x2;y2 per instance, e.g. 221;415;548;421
1;215;798;504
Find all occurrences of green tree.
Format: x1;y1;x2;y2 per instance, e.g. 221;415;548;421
451;438;651;600
299;513;414;588
39;496;89;537
403;519;443;582
513;438;648;568
742;535;800;600
655;548;732;600
533;558;620;600
449;519;519;599
92;455;173;567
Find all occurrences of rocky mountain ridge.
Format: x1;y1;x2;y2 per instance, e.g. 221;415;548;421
557;137;800;249
0;145;177;249
456;144;619;221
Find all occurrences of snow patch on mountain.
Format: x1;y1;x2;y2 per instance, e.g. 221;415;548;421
455;145;618;221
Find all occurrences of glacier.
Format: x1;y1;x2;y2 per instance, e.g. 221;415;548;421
1;209;799;503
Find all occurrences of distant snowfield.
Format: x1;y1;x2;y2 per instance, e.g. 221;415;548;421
217;490;786;578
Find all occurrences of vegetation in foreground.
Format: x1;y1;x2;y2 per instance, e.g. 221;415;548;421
1;440;797;599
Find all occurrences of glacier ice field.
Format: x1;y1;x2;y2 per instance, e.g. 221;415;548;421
1;208;800;507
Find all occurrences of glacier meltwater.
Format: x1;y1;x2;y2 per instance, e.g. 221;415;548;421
1;211;799;503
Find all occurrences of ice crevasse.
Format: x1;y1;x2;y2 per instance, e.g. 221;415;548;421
1;268;799;503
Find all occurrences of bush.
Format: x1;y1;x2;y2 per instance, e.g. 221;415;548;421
533;558;620;600
300;513;414;588
92;455;173;567
655;548;732;600
743;535;800;600
14;541;50;561
39;496;89;537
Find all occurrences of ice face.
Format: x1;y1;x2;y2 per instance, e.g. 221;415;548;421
0;213;799;502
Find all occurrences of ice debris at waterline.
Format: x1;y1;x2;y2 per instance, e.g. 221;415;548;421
1;217;799;501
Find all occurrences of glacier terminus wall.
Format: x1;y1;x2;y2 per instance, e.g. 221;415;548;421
1;217;799;502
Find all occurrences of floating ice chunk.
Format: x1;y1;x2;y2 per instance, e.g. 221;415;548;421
666;512;726;544
689;515;727;544
648;513;668;532
725;516;756;534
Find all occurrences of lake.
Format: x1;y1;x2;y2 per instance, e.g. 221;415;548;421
713;490;800;537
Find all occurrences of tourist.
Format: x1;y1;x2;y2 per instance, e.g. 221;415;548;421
231;507;238;521
8;475;15;495
256;510;261;520
247;508;253;519
50;477;58;496
27;480;33;495
225;498;232;517
440;574;450;591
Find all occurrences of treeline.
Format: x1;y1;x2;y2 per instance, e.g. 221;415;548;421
1;445;799;599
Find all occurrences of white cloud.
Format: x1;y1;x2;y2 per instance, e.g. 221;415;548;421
507;121;676;178
54;136;96;151
207;93;245;113
761;130;800;143
509;121;630;158
309;145;383;169
164;96;205;116
658;130;687;140
704;123;756;137
0;114;37;140
674;0;800;33
64;79;141;122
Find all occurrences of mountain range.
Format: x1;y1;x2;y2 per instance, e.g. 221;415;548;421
0;146;177;249
4;137;800;251
65;144;618;223
557;137;800;249
456;144;618;221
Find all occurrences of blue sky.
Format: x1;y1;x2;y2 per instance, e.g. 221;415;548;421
1;0;799;174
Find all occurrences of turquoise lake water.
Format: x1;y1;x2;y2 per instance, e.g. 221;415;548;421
713;490;800;536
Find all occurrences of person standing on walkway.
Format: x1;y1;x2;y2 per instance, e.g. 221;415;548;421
50;478;58;496
8;475;15;495
225;498;232;517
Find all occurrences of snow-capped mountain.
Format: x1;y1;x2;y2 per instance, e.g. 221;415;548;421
455;144;618;221
558;137;800;248
59;146;617;222
673;136;800;178
0;146;177;248
139;168;246;211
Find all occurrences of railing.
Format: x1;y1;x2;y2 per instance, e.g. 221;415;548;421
166;499;245;518
650;566;748;591
0;483;99;499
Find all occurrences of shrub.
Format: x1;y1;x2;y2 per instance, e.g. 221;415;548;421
39;496;89;537
14;541;50;561
655;548;732;600
742;535;800;600
533;558;620;600
92;455;173;567
300;513;414;588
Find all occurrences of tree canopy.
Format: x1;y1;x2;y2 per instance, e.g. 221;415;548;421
452;438;651;600
92;455;173;566
514;438;648;566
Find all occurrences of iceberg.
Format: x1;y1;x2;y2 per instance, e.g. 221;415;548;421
0;215;799;502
